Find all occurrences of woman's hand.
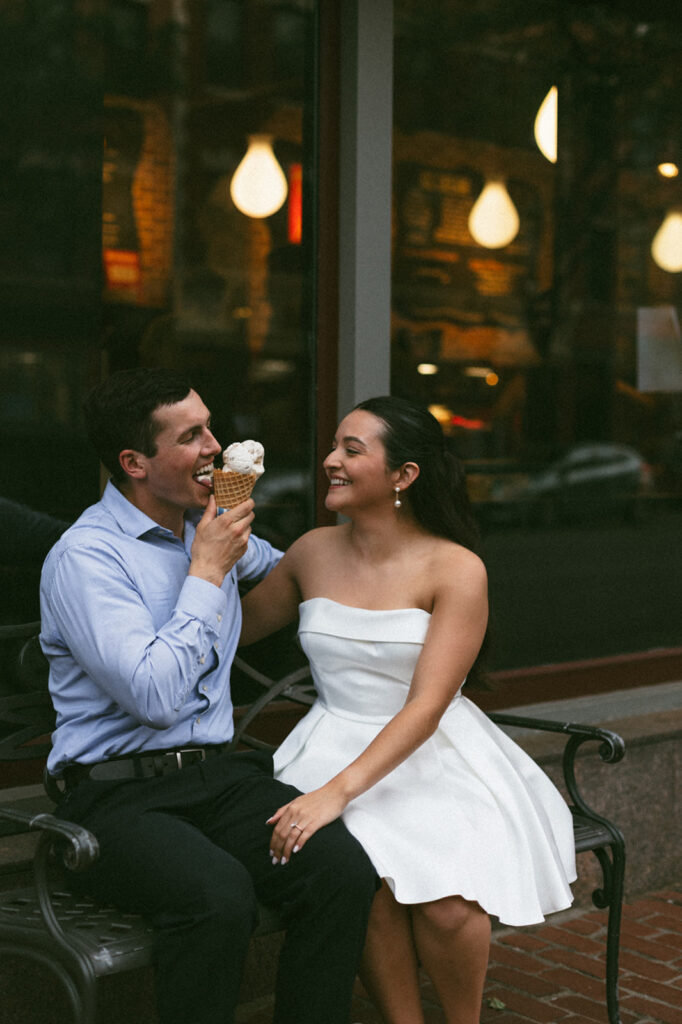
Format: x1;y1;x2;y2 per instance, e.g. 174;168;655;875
266;784;349;864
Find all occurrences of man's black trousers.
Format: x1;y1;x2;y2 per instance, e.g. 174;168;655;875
56;749;377;1024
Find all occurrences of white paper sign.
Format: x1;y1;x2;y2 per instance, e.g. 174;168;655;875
637;306;682;392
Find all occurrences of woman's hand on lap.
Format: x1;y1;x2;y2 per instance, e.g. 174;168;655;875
266;785;348;864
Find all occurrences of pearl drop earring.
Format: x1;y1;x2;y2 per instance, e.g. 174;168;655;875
393;487;402;509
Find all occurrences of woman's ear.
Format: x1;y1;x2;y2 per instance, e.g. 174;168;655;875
119;449;147;480
396;461;420;489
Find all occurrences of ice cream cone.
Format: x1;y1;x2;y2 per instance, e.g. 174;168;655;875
212;470;258;508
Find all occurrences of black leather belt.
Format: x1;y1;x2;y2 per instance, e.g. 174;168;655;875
63;744;232;788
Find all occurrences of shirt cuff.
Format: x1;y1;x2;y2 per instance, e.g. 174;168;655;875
238;535;283;580
177;574;228;632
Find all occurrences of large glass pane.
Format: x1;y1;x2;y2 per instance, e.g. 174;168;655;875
0;0;317;623
392;0;682;670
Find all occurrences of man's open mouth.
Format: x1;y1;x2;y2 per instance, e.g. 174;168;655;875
194;465;214;484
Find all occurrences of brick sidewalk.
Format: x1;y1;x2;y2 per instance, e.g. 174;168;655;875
236;885;682;1024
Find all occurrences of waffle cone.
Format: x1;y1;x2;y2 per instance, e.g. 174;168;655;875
212;470;258;508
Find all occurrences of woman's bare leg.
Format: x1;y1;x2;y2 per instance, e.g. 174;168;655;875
411;895;490;1024
358;881;425;1024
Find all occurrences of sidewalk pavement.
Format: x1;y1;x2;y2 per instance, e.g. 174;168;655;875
236;884;682;1024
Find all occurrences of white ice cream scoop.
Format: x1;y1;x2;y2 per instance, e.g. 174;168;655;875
222;440;265;476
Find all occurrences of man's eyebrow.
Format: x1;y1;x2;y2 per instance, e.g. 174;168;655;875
177;416;211;439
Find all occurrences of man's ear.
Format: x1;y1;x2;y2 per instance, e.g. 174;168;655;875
118;449;147;480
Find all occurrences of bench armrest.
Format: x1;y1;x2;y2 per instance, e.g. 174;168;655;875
0;804;99;872
0;802;100;955
486;712;625;825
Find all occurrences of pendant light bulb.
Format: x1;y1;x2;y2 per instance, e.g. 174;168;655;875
534;86;558;164
651;210;682;273
230;135;288;218
468;180;520;249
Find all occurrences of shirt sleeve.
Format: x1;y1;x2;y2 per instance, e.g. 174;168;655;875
236;534;283;583
42;541;229;729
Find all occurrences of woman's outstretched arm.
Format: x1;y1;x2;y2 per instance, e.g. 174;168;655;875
239;550;301;645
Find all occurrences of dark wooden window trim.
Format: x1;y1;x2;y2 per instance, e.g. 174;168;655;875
314;0;341;528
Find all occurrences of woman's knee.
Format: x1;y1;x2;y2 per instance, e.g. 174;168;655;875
414;894;489;935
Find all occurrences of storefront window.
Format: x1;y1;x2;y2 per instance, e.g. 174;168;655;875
392;0;682;670
0;0;317;623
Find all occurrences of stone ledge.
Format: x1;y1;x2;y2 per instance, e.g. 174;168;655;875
494;678;682;754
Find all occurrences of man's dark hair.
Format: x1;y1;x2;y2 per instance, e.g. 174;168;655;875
84;368;192;483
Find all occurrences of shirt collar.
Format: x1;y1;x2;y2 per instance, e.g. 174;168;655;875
101;480;197;541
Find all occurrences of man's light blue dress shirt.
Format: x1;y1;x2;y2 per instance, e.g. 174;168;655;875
40;482;282;775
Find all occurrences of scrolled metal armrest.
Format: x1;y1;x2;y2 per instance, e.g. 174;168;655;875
0;804;99;872
486;712;625;822
562;724;625;764
487;712;624;760
1;804;101;952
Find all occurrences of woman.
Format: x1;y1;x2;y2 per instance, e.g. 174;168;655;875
240;396;576;1024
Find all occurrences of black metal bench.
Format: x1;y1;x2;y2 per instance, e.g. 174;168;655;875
0;622;626;1024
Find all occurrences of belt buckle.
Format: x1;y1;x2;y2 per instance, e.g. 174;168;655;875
175;748;205;770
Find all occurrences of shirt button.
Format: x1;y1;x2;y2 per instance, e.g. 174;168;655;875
199;656;205;665
213;642;219;651
217;614;223;622
196;717;201;724
202;685;208;693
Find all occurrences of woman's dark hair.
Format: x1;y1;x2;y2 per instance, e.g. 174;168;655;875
83;368;193;483
354;395;490;688
355;395;480;550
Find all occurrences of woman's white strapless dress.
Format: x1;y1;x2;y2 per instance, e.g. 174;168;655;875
273;598;577;926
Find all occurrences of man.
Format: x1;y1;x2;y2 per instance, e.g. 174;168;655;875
40;368;376;1024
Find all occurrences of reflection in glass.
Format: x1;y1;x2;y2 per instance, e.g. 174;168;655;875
0;0;317;627
467;180;520;249
534;86;558;164
230;135;289;218
392;0;682;670
651;210;682;273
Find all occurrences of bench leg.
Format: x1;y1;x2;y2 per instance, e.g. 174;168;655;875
31;832;98;1023
0;941;93;1024
592;836;626;1024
